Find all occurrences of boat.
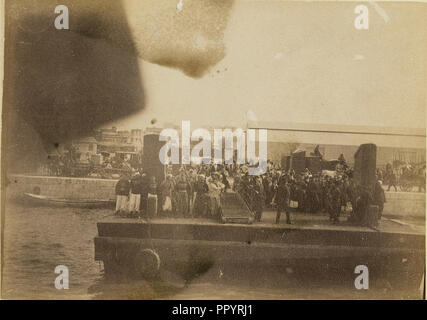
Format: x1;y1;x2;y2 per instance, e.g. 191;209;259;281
23;192;115;207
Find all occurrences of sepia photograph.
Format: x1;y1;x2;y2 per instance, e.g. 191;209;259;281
0;0;426;302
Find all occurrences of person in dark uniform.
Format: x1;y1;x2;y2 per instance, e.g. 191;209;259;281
193;174;209;218
139;173;149;217
308;176;321;213
264;175;274;207
175;170;191;217
253;176;265;222
320;176;329;213
324;179;332;218
276;175;291;224
328;181;342;224
306;177;315;213
347;178;358;215
314;176;322;213
129;173;143;216
146;176;158;219
339;177;348;214
296;178;307;212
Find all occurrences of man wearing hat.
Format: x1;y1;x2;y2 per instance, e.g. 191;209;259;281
129;172;143;216
253;176;265;222
193;174;209;217
328;180;342;224
275;174;291;224
175;169;191;217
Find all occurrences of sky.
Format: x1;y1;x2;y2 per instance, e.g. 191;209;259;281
108;1;427;133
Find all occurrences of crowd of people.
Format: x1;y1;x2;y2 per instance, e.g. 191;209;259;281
114;161;386;226
115;165;229;221
233;164;385;225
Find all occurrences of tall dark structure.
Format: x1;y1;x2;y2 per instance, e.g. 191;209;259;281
290;150;306;174
354;143;377;188
142;134;165;184
2;0;144;174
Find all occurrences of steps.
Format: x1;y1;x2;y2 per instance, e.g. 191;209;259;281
220;191;254;224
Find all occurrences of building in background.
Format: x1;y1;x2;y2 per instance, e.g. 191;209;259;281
94;127;143;164
267;142;426;168
250;121;426;169
72;136;98;163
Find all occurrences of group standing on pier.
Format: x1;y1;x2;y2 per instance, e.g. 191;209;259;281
114;159;386;226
